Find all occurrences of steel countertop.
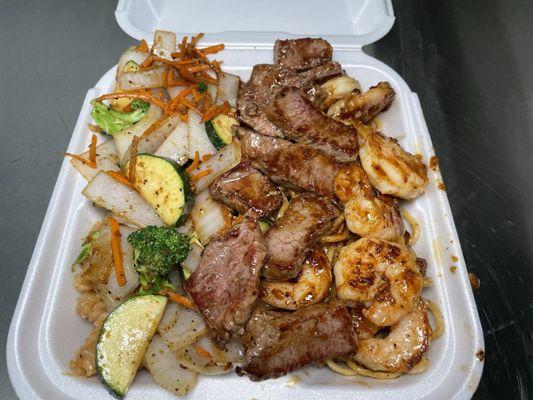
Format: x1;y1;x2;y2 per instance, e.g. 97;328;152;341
1;0;532;398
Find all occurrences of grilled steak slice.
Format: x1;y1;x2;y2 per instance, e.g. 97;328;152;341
241;300;357;380
237;64;325;137
274;38;333;71
234;126;291;161
300;61;342;83
210;162;283;218
267;86;359;162
332;81;396;123
263;193;339;280
184;218;267;346
253;144;340;198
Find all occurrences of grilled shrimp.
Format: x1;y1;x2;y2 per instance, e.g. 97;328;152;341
358;128;428;200
334;164;403;241
354;300;432;373
334;238;423;326
327;81;395;123
260;246;332;310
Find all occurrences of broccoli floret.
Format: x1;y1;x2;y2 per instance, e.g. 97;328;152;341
90;99;150;135
128;226;191;291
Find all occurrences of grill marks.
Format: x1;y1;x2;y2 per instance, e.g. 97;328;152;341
267;86;359;162
240;300;358;380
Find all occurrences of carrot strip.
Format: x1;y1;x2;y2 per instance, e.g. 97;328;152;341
191;168;213;181
191;33;205;47
188;64;209;73
185;151;200;173
105;170;135;189
166;292;196;310
137;39;149;52
199;43;225;55
89;134;97;165
200;102;230;123
202;154;213;161
108;215;127;287
197;70;217;84
177;65;198;83
140;115;169;140
193;344;213;359
175;96;202;114
178;113;188;123
64;153;96;169
129;136;140;183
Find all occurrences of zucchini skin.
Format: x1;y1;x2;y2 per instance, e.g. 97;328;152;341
96;295;167;399
134;154;195;227
174;160;195;227
205;119;227;150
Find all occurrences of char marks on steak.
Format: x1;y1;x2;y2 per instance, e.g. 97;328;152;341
233;126;291;161
184;218;267;346
300;61;342;83
210;162;283;218
241;300;357;380
262;193;339;280
274;38;333;71
237;64;325;137
252;144;340;198
267;86;359;162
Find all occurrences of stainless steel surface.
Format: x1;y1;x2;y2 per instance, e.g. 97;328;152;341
1;0;532;398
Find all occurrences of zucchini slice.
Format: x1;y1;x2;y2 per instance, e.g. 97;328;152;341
96;295;167;399
128;154;194;226
205;114;239;150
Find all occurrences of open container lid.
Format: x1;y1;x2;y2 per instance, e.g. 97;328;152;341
116;0;395;48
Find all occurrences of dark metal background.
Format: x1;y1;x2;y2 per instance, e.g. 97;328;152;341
1;0;532;398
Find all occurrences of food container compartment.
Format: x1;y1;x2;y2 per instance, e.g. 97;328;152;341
7;0;484;398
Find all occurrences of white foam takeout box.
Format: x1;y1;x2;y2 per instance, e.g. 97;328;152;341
7;0;484;398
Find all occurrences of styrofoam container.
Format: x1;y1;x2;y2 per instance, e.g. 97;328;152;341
7;0;484;399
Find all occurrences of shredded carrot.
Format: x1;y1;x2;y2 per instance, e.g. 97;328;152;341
166;292;196;310
89;134;97;165
96;92;168;113
185;151;200;173
193;344;213;359
140;115;168;140
106;170;135;189
87;123;101;133
177;65;198;83
191;168;213;181
137;39;149;52
188;64;209;74
64;153;96;169
129;136;140;182
108;215;127;287
200;102;230;123
174;96;202;114
199;43;225;55
202;154;213;161
191;33;205;47
198;70;218;84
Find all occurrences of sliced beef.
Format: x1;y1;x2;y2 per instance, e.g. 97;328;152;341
252;144;340;198
263;193;339;280
210;162;283;218
300;61;342;83
234;126;291;161
184;218;267;346
274;38;333;71
334;81;396;123
267;86;359;162
241;300;357;380
237;64;325;137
